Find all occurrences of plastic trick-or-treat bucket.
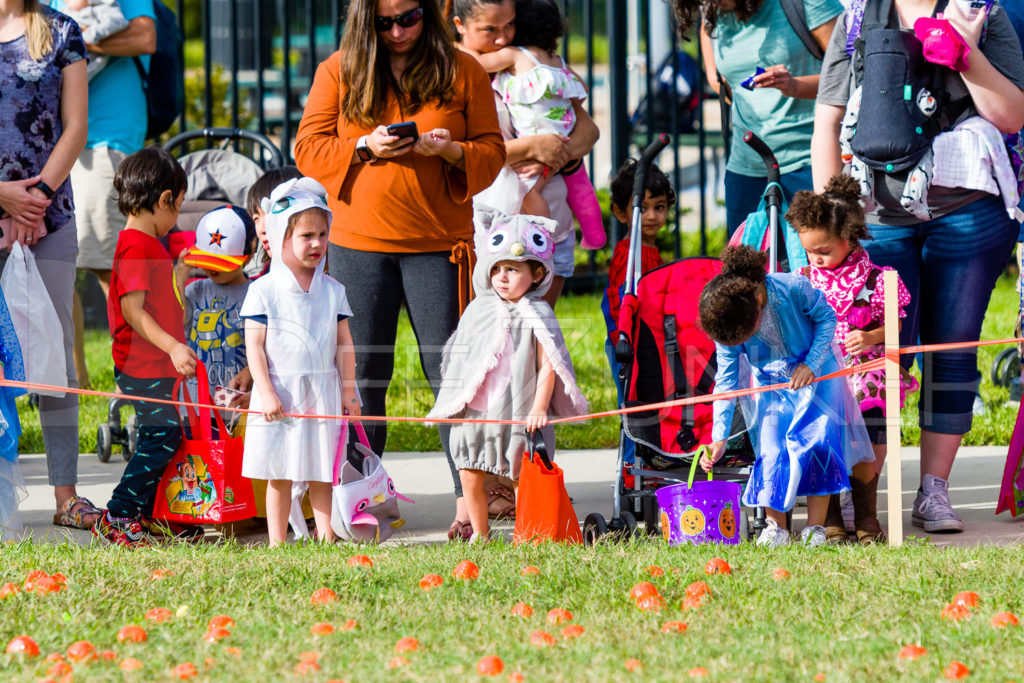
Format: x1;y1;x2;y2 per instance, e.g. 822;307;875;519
656;447;742;546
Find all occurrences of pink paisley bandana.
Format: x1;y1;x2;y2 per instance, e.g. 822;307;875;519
803;248;873;318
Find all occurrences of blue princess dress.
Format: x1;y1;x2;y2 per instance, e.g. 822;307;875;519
712;273;874;513
0;288;25;539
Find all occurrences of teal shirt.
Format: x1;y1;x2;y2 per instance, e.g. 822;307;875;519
712;0;841;176
50;0;154;154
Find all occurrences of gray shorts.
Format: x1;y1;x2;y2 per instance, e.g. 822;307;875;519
70;146;126;271
551;231;576;278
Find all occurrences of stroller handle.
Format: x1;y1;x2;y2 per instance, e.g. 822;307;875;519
163;127;285;169
632;133;672;206
742;132;781;203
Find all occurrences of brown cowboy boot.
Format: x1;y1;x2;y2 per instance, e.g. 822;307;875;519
852;473;886;544
824;493;850;543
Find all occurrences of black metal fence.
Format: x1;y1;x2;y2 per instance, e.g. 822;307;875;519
173;0;721;256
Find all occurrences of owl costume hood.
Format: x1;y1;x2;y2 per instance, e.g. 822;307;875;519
428;211;588;422
260;177;332;293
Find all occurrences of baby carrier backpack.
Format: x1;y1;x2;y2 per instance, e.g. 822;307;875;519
844;0;971;174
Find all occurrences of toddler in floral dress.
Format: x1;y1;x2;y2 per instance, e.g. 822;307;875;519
789;174;918;544
461;0;604;249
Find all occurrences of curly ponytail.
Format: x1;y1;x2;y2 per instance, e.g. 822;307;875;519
699;246;767;345
786;174;870;247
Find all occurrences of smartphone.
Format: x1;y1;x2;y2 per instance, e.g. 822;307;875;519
386;121;419;141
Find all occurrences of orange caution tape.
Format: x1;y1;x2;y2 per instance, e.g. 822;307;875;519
1;336;1020;427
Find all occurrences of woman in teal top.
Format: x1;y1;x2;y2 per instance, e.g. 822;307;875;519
673;0;841;235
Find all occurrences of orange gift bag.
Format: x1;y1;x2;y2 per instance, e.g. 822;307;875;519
153;362;255;524
513;433;581;545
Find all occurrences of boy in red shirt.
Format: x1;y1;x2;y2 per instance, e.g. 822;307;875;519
601;161;675;476
602;160;675;389
92;147;197;548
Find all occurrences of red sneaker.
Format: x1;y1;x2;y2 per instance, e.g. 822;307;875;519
92;512;151;549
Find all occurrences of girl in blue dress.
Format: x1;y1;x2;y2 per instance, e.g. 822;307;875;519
699;246;873;547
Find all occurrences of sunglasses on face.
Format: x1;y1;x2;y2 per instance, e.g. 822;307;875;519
374;6;423;32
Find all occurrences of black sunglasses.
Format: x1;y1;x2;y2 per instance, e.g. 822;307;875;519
374;6;423;32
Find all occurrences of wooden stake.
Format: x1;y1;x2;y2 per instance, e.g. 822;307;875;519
884;269;903;546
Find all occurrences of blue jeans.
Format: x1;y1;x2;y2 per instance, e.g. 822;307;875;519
724;166;814;237
864;195;1016;435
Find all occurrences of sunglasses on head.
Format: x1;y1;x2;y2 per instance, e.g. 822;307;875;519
374;6;423;32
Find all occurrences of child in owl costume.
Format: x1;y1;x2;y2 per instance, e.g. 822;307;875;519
428;211;588;540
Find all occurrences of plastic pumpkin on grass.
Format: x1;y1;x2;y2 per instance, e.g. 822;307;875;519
207;615;234;630
477;655;505;676
452;560;480;580
310;588;338;605
311;623;335;636
511;602;534;618
530;630;555;647
636;595;666;612
546;608;572;625
419;574;443;591
6;635;39;657
629;582;660;603
898;644;927;660
145;607;173;622
116;625;147;643
394;637;419;654
991;612;1019;628
561;624;585;639
704;558;731;575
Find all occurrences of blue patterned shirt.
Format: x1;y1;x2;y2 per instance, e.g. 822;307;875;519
0;7;85;233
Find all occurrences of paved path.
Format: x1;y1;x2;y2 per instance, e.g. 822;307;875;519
12;446;1023;546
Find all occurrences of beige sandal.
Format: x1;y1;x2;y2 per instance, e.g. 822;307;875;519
53;496;103;530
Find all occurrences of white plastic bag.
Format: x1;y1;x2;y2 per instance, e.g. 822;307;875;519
0;243;67;397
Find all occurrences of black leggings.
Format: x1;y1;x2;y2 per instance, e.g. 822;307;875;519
327;244;462;496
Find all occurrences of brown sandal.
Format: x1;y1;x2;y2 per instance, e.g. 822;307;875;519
486;483;516;520
53;496;103;530
447;520;473;541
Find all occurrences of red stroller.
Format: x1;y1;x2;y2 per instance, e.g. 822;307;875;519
582;136;756;543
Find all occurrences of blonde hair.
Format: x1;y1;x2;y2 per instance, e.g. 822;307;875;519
25;0;54;61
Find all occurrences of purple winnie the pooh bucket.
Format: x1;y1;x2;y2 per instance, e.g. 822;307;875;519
656;448;742;546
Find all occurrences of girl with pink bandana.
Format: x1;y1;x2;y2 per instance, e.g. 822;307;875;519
789;174;918;544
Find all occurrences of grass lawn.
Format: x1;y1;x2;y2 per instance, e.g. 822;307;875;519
2;541;1024;681
16;271;1019;454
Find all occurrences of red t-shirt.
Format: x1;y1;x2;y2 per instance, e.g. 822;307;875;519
108;229;185;378
606;238;664;328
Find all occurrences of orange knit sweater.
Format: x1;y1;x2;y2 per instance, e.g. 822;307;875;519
295;50;506;253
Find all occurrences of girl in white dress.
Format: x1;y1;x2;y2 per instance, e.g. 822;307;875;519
241;178;359;546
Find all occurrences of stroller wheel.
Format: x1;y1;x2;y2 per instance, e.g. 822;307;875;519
582;513;609;546
96;424;113;463
739;511;751;542
124;414;138;461
641;496;660;536
991;348;1020;387
618;511;639;540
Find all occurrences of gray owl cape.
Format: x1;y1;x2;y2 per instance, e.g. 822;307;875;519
427;211;588;422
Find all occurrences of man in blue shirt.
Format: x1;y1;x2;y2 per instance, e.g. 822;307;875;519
51;0;155;388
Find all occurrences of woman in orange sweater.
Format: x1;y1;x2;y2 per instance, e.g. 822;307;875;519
295;0;505;540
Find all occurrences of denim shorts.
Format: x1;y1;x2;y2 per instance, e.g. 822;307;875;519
864;195;1017;435
551;232;576;278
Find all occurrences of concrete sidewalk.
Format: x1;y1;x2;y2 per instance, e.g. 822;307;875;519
11;446;1024;546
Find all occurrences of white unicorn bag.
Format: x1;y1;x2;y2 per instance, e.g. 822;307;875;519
330;420;413;543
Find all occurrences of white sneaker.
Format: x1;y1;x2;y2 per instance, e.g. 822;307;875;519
911;474;964;533
800;525;827;548
756;518;791;548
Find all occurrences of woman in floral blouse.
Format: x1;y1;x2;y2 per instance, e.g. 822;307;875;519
0;0;90;529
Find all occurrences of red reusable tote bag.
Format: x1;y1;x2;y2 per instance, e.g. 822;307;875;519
153;362;255;524
513;433;581;545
